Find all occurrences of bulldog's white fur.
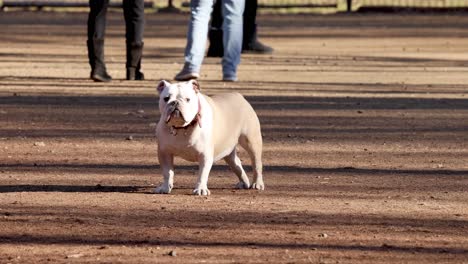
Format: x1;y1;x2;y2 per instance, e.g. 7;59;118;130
155;80;264;195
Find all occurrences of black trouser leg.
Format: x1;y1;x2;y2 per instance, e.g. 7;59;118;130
211;0;223;29
87;0;108;40
87;0;112;82
241;0;273;53
207;0;224;57
123;0;145;80
242;0;257;49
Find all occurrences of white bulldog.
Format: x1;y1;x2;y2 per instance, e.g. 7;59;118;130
155;80;264;195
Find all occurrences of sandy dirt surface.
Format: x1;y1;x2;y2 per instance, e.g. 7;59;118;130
0;11;467;263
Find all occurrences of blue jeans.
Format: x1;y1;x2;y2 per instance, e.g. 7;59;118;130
183;0;245;78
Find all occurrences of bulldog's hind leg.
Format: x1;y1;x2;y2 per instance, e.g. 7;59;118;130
239;132;264;190
224;149;250;189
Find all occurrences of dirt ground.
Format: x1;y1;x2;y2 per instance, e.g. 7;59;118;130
0;10;467;263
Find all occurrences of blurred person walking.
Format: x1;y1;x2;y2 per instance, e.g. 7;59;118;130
207;0;273;57
87;0;145;82
175;0;245;82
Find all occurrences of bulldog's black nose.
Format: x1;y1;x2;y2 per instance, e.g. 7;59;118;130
170;101;179;107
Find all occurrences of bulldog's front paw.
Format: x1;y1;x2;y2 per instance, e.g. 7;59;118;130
235;181;250;189
193;186;211;196
154;183;173;194
251;181;265;190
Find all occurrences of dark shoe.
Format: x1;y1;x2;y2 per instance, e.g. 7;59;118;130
126;42;144;80
222;74;237;82
243;40;274;54
91;70;112;82
87;38;112;82
174;70;199;81
175;63;200;81
242;23;274;54
206;28;223;58
126;67;145;81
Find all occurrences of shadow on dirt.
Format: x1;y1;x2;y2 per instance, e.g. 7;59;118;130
0;203;467;254
0;93;467;143
0;163;467;195
1;163;468;176
0;184;141;193
0;233;467;255
1;92;468;109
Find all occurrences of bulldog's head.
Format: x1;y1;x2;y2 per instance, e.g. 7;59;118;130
157;80;201;128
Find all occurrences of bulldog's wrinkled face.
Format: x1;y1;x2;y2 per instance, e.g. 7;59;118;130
157;80;200;128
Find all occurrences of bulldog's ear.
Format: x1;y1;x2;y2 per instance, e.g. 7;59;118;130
157;80;170;93
190;80;200;93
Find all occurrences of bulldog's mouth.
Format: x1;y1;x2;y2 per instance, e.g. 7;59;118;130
165;108;186;124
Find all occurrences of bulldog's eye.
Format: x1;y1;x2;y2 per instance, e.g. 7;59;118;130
186;98;191;103
163;97;170;102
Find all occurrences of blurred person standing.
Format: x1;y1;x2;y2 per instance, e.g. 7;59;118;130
175;0;245;82
87;0;145;82
207;0;273;57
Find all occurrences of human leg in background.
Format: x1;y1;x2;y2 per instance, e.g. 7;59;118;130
221;0;245;81
207;0;273;58
123;0;145;80
206;0;223;57
242;0;273;54
87;0;112;82
175;0;213;81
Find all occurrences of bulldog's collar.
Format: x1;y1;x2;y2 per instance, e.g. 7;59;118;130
170;96;202;135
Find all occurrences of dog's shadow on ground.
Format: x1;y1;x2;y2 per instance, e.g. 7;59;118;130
0;184;145;193
1;163;467;194
0;184;248;194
